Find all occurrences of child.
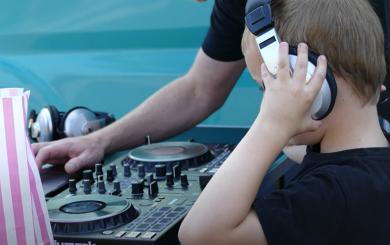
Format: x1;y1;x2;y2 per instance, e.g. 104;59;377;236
179;0;390;244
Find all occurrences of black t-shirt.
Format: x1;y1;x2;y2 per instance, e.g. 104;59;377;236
201;0;246;61
253;147;390;245
202;0;387;62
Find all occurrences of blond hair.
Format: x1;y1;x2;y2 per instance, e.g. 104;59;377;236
243;0;386;104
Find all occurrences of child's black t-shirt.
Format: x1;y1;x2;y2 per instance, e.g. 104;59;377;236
253;147;390;245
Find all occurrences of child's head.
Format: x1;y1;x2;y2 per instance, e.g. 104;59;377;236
242;0;386;104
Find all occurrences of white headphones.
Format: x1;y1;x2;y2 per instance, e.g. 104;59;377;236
245;0;337;120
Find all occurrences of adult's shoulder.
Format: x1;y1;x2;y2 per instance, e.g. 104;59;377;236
202;0;247;61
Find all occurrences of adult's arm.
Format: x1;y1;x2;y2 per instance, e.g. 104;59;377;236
99;49;245;153
33;49;245;173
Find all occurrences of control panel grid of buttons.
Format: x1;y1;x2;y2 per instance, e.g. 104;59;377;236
124;206;187;232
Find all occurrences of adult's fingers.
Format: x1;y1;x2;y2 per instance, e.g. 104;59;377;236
64;151;96;174
45;157;71;165
31;142;50;155
35;143;71;168
64;156;84;174
277;42;290;82
293;43;308;83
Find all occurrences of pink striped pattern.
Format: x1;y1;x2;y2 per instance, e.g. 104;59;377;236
22;93;50;243
0;88;54;245
0;185;8;244
3;97;27;245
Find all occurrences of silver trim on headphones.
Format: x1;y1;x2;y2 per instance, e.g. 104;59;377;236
255;28;281;75
33;108;54;142
288;55;332;120
64;108;98;137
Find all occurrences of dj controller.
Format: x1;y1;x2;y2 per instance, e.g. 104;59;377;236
45;126;291;245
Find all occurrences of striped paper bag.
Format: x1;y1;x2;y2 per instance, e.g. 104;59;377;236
0;88;53;245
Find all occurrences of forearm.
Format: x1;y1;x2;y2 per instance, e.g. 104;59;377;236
181;116;290;238
93;75;218;154
92;49;245;154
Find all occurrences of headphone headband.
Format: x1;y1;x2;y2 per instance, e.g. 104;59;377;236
244;0;337;120
245;0;272;36
28;106;115;142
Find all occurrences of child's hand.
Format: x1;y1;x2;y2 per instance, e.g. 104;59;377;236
258;42;327;139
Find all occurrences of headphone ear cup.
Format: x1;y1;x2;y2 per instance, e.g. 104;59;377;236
47;105;62;140
32;105;62;142
288;45;337;120
62;107;98;137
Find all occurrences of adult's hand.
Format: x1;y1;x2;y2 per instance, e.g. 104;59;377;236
32;135;105;174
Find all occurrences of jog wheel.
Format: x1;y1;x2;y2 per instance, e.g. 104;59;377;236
126;141;213;171
47;194;139;234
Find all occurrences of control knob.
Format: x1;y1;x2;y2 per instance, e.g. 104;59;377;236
95;163;103;177
110;163;117;177
166;172;174;187
131;181;144;195
106;169;114;182
138;164;145;178
69;179;77;194
83;179;91;194
97;180;106;194
181;173;189;187
112;181;122;195
123;163;131;177
83;169;94;185
155;164;166;178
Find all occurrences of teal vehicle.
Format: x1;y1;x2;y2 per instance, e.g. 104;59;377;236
0;1;289;183
0;0;260;127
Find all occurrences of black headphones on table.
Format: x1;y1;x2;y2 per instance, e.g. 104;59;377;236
245;0;337;120
28;106;115;142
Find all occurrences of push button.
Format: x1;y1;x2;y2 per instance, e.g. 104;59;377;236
126;231;141;238
102;230;114;235
142;232;156;239
115;231;127;238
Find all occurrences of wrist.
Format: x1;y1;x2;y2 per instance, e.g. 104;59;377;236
253;115;292;146
88;131;112;154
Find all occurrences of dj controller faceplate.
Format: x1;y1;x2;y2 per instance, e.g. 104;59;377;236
46;126;289;245
48;142;234;245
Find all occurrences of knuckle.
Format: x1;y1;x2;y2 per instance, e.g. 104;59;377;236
297;61;307;70
304;95;313;105
278;61;288;69
318;70;326;78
